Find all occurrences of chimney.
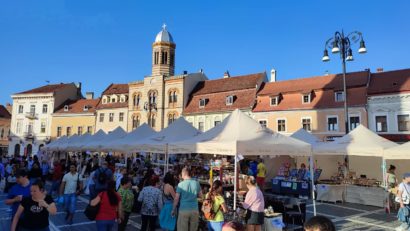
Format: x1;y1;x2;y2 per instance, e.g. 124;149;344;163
223;71;230;78
85;92;94;100
75;82;82;98
376;68;384;73
6;103;12;114
270;69;276;82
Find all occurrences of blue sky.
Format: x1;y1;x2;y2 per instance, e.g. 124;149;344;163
0;0;409;104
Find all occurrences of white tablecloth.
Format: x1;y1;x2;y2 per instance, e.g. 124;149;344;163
316;184;345;203
344;185;387;207
263;214;283;231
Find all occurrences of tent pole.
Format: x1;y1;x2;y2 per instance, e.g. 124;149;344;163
234;153;238;212
165;144;168;176
309;149;317;216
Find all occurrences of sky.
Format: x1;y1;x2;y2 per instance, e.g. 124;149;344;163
0;0;409;104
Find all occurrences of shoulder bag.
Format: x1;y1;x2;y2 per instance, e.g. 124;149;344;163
84;192;102;220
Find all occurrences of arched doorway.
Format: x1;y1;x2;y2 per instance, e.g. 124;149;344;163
14;144;20;156
26;144;32;156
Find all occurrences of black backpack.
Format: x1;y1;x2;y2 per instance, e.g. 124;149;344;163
97;168;108;184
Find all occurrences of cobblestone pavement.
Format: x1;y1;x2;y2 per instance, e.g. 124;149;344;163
0;190;402;231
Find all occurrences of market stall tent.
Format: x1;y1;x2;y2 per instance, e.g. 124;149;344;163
59;134;79;151
383;141;410;160
108;123;157;153
66;133;92;152
46;136;68;151
79;130;107;151
290;128;321;145
89;126;127;152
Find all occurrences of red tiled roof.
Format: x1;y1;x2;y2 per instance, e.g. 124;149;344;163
0;105;11;119
54;99;100;114
96;102;128;110
15;83;75;95
184;89;257;115
192;72;266;95
368;68;410;95
102;84;129;95
183;72;265;115
253;71;369;112
258;71;369;96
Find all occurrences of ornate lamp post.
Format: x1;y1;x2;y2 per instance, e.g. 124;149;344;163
322;31;367;134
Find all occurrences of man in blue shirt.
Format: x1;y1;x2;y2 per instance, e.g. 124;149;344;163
5;169;31;219
92;161;113;197
172;166;202;231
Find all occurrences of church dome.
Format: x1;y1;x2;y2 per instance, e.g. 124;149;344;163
155;24;174;43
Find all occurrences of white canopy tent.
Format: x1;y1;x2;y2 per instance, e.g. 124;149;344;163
79;130;107;151
313;125;398;181
46;136;68;151
88;127;128;152
66;134;92;152
108;123;157;153
290;128;321;145
59;134;79;151
169;109;314;213
384;141;410;160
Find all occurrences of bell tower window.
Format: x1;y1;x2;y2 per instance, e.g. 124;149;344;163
154;52;159;65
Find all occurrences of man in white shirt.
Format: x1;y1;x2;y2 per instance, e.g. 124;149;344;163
60;164;82;225
397;173;410;231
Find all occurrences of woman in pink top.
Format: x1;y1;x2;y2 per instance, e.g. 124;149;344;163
242;176;264;231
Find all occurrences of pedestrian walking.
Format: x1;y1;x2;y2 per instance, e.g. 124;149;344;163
93;161;113;197
91;180;123;231
5;169;31;219
205;180;228;231
29;162;42;184
49;160;63;197
396;173;410;231
11;180;57;231
159;172;177;231
59;164;82;225
242;176;265;231
117;177;134;231
138;175;163;231
172;166;202;231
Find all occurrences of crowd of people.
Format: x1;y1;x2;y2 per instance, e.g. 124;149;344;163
0;153;340;231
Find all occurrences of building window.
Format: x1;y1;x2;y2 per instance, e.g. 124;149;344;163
149;114;156;128
214;120;221;127
168;113;177;125
42;104;48;114
64;105;69;111
77;126;83;135
109;113;114;122
66;127;72;136
327;117;338;131
0;129;4;138
99;113;104;122
375;116;387;132
302;94;311;104
169;90;178;104
87;126;93;134
198;122;204;132
259;120;267;128
277;119;286;132
349;116;360;130
119;112;124;122
18;105;24;114
16;120;22;134
270;97;278;106
226;95;234;105
57;127;62;137
302;118;311;131
199;99;206;108
30;105;36;113
103;98;107;104
40;122;46;134
161;51;168;64
111;97;116;103
132;115;140;129
335;91;345;102
154;51;159;65
133;94;141;107
83;106;89;111
149;91;157;104
398;114;410;132
170;52;175;66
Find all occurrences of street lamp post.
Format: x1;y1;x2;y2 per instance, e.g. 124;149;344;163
322;31;367;135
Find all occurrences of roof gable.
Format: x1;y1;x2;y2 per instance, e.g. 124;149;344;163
0;105;11;119
102;84;129;95
368;68;410;95
15;83;75;95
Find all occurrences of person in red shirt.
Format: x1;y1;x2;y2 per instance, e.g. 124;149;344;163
49;161;63;198
91;180;123;231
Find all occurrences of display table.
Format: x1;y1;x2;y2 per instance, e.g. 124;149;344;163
316;184;345;203
263;214;283;231
345;185;387;207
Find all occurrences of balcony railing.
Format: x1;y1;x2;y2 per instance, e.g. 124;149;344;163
24;132;34;140
25;112;38;119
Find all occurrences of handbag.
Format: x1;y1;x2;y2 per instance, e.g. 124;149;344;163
84;192;102;220
395;183;410;204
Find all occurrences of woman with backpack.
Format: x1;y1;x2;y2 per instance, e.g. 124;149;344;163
204;180;228;231
90;180;123;231
159;172;177;231
138;175;163;231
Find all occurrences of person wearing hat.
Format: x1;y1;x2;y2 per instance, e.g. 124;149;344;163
396;173;410;231
5;169;32;219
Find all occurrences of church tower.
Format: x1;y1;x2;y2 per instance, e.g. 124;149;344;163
152;24;176;77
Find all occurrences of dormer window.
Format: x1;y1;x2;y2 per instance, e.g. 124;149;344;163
111;97;116;103
226;95;234;105
199;99;206;108
64;105;69;111
83;105;89;111
270;96;279;106
302;93;311;104
335;91;345;102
